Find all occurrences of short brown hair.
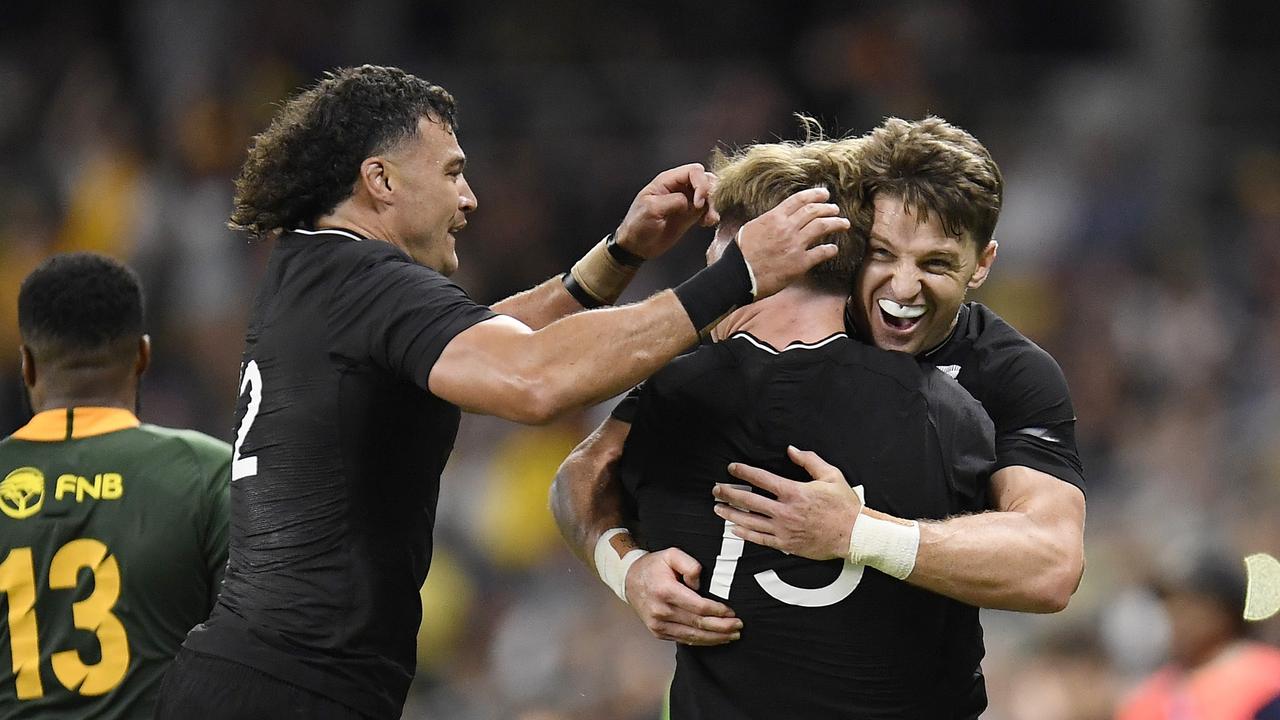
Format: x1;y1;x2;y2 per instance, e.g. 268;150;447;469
712;119;868;294
857;116;1003;249
229;65;458;240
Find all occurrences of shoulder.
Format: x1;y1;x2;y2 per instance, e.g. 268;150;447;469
960;303;1073;417
135;425;232;471
643;341;734;400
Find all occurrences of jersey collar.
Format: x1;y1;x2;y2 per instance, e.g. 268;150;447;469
10;407;140;442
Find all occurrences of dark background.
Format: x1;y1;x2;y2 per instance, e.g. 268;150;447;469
1;1;1278;717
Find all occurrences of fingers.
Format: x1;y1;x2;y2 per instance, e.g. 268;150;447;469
729;524;781;551
649;163;706;199
726;462;787;495
713;483;783;516
713;503;775;535
786;445;843;482
650;620;740;646
775;186;831;215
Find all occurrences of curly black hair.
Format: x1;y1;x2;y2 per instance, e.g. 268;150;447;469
229;65;458;240
18;253;145;363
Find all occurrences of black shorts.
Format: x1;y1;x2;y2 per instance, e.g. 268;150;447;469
155;647;371;720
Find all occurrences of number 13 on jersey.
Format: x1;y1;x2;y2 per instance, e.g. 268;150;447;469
708;484;866;608
0;539;129;700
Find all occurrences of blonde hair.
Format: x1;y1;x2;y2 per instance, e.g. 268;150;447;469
712;117;868;294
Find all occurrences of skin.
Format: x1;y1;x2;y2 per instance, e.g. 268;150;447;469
550;193;1086;645
311;113;851;424
20;337;150;413
848;194;996;355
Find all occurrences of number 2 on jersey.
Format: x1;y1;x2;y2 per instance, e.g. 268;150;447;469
0;539;129;699
232;359;263;482
709;484;866;608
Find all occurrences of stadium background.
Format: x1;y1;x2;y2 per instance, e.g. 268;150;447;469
2;1;1279;717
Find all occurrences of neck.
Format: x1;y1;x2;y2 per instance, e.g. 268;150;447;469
29;369;137;414
713;285;847;348
314;202;397;249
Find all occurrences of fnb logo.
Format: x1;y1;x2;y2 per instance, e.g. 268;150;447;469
0;467;46;519
55;473;124;502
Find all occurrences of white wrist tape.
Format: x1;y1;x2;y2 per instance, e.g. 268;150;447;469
848;513;920;580
595;528;648;603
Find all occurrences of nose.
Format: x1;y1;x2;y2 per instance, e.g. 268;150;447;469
888;261;923;302
459;176;477;214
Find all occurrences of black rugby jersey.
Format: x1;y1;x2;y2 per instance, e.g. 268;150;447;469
618;301;1084;493
920;302;1084;493
620;333;995;719
182;228;496;718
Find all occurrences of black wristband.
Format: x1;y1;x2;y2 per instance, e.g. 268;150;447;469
562;272;605;309
672;240;753;332
606;233;646;268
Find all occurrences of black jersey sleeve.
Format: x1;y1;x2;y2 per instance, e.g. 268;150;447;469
924;370;996;512
609;385;644;424
331;252;497;391
983;344;1085;493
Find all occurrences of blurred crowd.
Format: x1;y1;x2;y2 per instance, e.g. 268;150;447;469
2;1;1279;718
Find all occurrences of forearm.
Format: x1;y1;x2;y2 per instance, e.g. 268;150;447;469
892;507;1082;612
491;276;586;330
549;418;633;568
528;291;697;421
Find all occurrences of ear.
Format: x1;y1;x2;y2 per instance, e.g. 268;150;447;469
358;156;395;205
19;345;35;388
136;335;151;377
967;239;998;290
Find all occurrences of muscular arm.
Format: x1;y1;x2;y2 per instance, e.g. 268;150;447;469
430;292;697;424
549;416;742;644
549;417;631;565
430;187;847;424
893;465;1085;612
719;451;1086;613
490;276;588;330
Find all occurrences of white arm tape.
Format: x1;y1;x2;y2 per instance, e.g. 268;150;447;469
595;528;649;603
848;513;920;581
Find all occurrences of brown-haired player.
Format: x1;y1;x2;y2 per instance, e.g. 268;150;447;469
551;116;1086;718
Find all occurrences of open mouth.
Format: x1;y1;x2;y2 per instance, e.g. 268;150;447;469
877;298;926;332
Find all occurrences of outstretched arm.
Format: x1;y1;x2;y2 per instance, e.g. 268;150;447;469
430;187;848;424
717;447;1085;613
549;417;742;644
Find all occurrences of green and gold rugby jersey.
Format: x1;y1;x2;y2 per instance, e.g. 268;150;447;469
0;407;229;719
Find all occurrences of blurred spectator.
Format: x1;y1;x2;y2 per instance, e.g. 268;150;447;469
1116;552;1280;720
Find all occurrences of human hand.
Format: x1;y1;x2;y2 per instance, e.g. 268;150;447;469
715;445;862;561
624;547;742;645
614;164;720;260
735;187;848;299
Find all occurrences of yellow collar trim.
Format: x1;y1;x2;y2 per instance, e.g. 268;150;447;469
10;407;140;442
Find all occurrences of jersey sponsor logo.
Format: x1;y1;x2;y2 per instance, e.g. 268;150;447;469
0;468;45;520
936;364;961;379
54;473;124;502
1016;426;1062;444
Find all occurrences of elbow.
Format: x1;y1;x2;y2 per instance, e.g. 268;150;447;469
511;385;558;425
1028;552;1085;614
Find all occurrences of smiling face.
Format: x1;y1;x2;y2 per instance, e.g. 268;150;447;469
851;194;997;355
383;116;477;275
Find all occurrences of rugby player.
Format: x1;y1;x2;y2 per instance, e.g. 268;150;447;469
611;135;997;716
551;116;1087;717
154;65;848;720
0;253;229;719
